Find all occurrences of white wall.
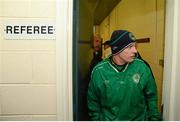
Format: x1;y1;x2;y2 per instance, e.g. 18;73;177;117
0;14;56;122
163;0;180;120
0;0;73;121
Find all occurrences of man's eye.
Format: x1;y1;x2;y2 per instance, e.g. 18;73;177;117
129;45;133;48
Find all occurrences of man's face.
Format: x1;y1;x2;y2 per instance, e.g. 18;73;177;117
93;36;102;51
117;43;137;63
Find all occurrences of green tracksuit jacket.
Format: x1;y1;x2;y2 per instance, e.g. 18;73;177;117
87;57;162;121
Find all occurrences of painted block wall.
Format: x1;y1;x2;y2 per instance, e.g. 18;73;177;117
0;0;57;120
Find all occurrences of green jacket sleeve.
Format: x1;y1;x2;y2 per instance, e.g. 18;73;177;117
143;73;162;121
87;74;102;120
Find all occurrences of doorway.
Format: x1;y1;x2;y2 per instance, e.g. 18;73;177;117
73;0;165;120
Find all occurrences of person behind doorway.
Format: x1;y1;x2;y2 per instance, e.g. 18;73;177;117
89;34;103;72
79;34;103;120
87;30;162;121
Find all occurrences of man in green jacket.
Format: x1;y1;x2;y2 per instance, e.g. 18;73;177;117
87;30;162;121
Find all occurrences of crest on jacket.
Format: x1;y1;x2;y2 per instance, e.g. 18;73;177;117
132;73;140;83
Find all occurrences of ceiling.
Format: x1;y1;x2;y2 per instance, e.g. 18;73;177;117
85;0;122;25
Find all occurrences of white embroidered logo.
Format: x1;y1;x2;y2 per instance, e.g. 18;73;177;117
132;73;140;83
129;33;136;41
104;80;109;85
112;46;118;50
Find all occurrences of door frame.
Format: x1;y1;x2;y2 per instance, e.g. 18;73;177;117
162;0;180;120
56;0;73;120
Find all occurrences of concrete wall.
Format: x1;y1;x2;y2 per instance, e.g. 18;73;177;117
0;0;56;120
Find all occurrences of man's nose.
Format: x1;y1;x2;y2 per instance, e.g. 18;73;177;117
132;46;137;53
